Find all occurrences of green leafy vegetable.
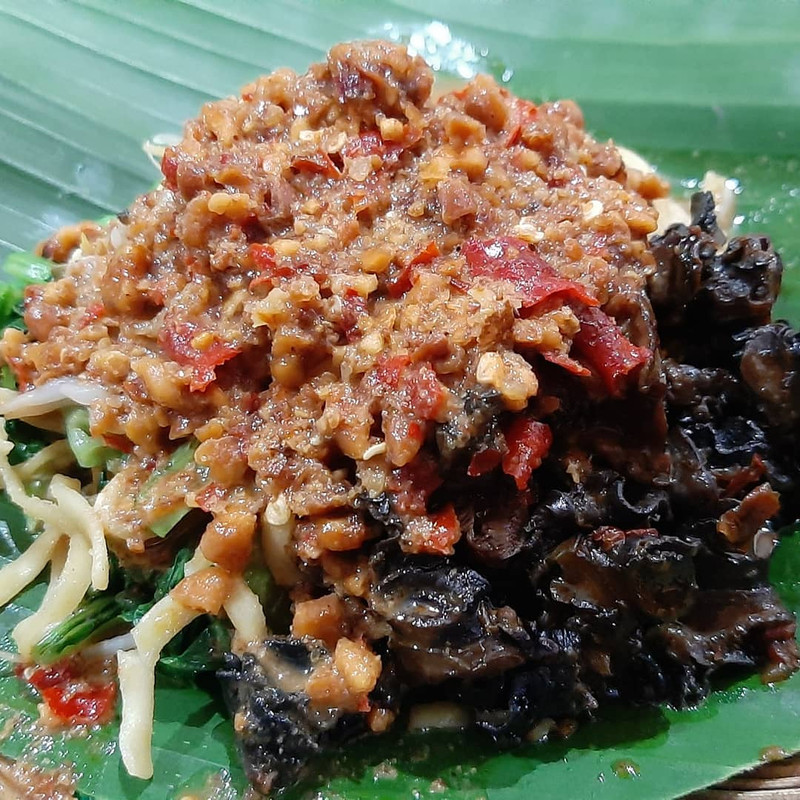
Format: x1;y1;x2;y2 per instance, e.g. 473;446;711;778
0;2;800;800
159;617;232;677
0;251;52;331
245;566;291;634
0;251;55;464
4;422;50;467
121;546;195;627
139;440;199;497
64;407;121;469
0;285;18;331
138;439;200;537
148;506;193;539
0;365;15;390
31;594;122;664
2;252;52;288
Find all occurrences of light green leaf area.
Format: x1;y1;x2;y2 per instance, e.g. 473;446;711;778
0;1;799;798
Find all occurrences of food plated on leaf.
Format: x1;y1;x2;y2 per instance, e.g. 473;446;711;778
0;38;799;798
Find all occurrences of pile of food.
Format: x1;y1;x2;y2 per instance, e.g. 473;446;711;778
0;40;798;795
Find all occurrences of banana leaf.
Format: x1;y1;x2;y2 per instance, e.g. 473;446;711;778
0;1;799;798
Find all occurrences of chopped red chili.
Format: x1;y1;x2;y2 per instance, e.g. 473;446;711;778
406;363;446;420
467;448;503;477
41;682;117;726
375;354;412;389
342;130;404;166
501;416;553;490
250;243;277;273
23;663;116;726
540;349;592;377
463;237;599;310
504;98;538;147
80;302;105;328
416;504;461;555
388;455;443;516
571;306;651;395
409;241;440;267
291;151;341;178
160;320;241;392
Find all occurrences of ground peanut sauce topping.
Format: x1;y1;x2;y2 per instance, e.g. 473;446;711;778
0;39;663;730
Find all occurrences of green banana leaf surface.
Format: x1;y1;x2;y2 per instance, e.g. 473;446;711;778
0;1;799;798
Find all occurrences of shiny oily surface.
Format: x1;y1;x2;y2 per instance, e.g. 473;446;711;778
0;3;800;800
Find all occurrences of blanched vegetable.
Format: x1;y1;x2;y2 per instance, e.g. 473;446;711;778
2;253;53;289
31;594;122;664
64;408;121;469
244;566;291;633
137;440;200;537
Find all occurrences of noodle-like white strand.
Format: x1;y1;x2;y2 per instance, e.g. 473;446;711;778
0;525;62;607
117;649;155;780
93;472;133;541
182;548;211;577
31;537;67;604
224;577;268;645
13;534;91;658
261;513;301;587
132;594;199;666
82;632;135;660
120;594;201;778
0;424;64;533
0;377;108;419
49;475;109;591
14;440;74;483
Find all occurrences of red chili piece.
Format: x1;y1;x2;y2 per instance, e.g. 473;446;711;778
250;243;277;273
24;663;116;726
24;662;73;690
540;349;592;377
339;291;368;342
386;241;440;297
504;98;538;147
406;363;446;421
291;151;341;178
102;433;134;454
195;483;226;513
41;683;117;726
571;306;651;395
80;302;105;328
160;320;241;392
501;416;553;490
342;130;404;166
375;354;412;389
463;237;599;310
388;456;443;516
386;264;416;298
409;241;440;267
467;448;503;477
416;504;461;555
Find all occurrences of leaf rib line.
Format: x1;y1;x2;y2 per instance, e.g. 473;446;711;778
172;0;327;53
68;0;281;74
0;107;151;185
0;7;217;99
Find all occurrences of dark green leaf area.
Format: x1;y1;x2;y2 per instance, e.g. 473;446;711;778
31;594;122;664
119;546;194;627
159;617;232;678
245;566;291;634
2;418;53;468
0;2;800;799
